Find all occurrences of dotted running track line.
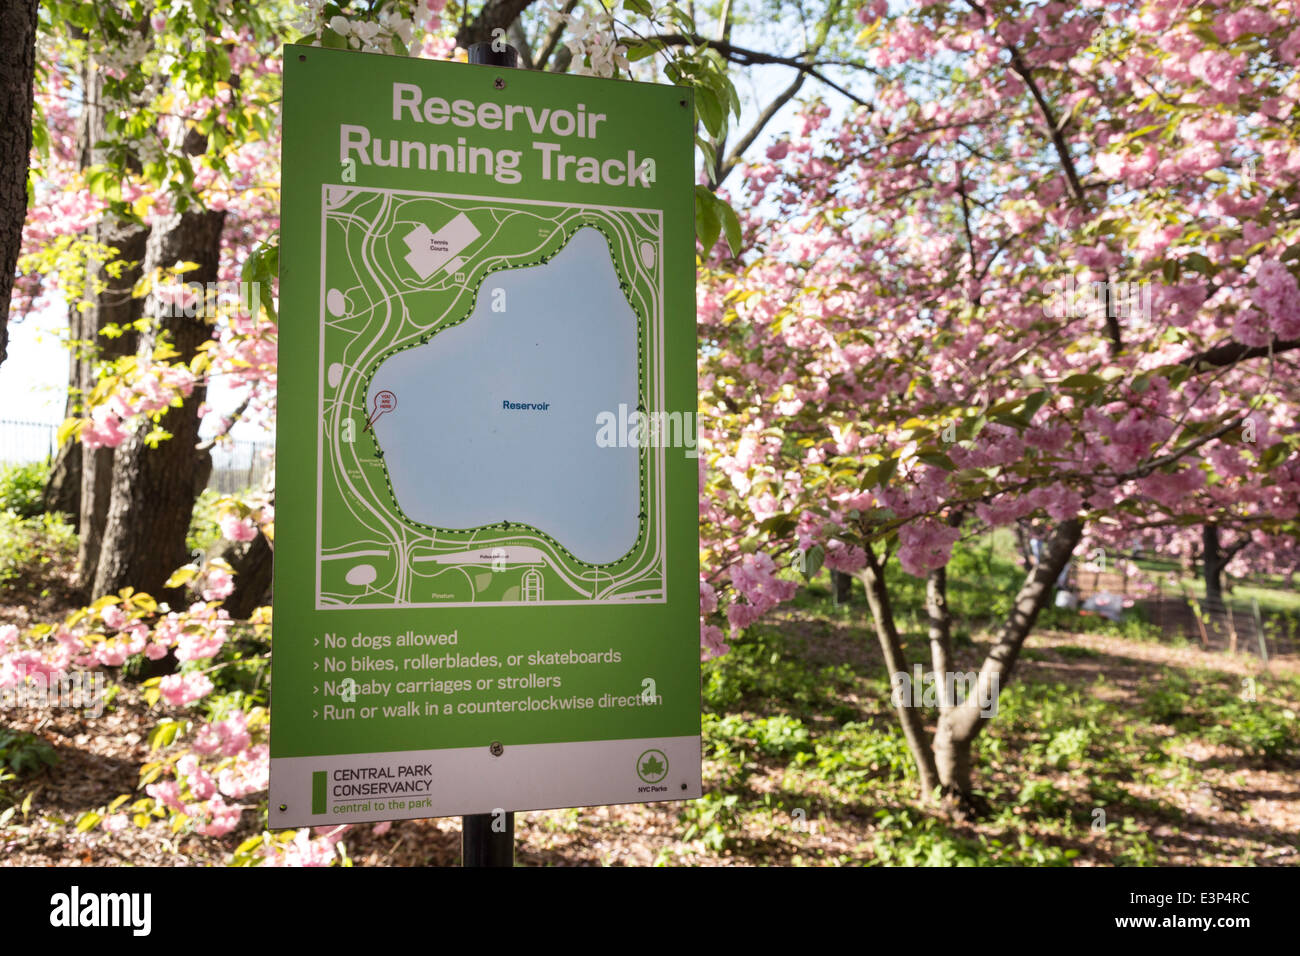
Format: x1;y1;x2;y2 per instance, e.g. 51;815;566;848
357;218;655;572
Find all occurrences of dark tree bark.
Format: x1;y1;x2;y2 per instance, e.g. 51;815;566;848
455;0;537;49
1202;523;1225;608
0;0;40;366
216;529;274;619
931;518;1083;812
91;207;224;598
74;227;149;591
1200;523;1248;610
63;56;150;589
830;569;852;604
43;432;82;517
860;546;941;798
857;518;1083;815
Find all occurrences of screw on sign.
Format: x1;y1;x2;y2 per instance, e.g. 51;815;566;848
364;389;397;431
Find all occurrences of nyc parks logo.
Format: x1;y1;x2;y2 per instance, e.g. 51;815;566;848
636;748;669;790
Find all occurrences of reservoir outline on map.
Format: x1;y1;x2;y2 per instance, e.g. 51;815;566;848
314;185;668;610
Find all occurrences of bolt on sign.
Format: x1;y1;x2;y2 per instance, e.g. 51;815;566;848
271;45;701;826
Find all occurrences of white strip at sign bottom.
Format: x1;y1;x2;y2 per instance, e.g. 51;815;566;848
270;735;703;827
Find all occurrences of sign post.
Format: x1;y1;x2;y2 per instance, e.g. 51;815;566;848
458;37;520;869
272;40;701;855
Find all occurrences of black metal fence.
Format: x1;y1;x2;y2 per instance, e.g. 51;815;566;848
1073;567;1298;660
209;439;274;494
1;418;272;495
0;419;57;465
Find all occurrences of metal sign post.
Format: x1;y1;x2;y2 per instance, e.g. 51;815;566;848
461;38;519;869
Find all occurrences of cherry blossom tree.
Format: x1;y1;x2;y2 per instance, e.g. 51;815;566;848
697;0;1300;813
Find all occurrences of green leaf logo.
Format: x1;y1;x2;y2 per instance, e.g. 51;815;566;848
636;749;669;784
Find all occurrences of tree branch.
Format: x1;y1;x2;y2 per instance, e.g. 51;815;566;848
455;0;538;49
1180;335;1300;371
649;33;876;109
535;0;578;71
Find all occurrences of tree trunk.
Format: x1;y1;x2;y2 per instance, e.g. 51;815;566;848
43;438;82;518
91;208;224;598
0;0;39;365
38;55;151;585
858;547;940;798
935;518;1084;809
217;529;274;619
1202;523;1225;608
455;0;536;48
74;221;150;592
830;569;852;605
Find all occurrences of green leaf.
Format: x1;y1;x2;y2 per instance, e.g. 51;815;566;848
694;135;717;174
695;185;721;253
917;451;956;471
1060;373;1106;389
759;511;798;537
801;544;824;580
1259;442;1290;470
695;83;724;139
719;200;742;256
1020;390;1050;420
624;37;661;62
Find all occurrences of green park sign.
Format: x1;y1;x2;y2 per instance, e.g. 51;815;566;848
270;45;701;827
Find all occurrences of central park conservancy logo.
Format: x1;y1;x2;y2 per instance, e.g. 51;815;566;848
636;748;669;785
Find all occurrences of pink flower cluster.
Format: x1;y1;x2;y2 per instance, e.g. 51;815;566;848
81;364;198;450
260;827;348;867
1249;260;1300;340
159;672;215;707
725;553;798;632
897;519;961;577
192;711;253;757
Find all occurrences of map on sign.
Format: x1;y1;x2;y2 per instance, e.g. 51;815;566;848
316;185;666;609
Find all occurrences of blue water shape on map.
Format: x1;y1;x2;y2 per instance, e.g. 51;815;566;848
369;225;641;565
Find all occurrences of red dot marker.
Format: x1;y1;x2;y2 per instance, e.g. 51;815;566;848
364;390;397;431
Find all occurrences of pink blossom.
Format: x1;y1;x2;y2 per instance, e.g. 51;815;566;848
191;722;224;755
700;580;717;615
100;605;127;630
159;672;214;707
218;512;257;543
218;711;252;756
146;780;187;814
82;407;128;449
218;745;269;798
897;519;961;577
92;639;130;667
177;754;218;800
701;624;730;660
175;629;226;662
193;794;242;836
1250;260;1300;339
